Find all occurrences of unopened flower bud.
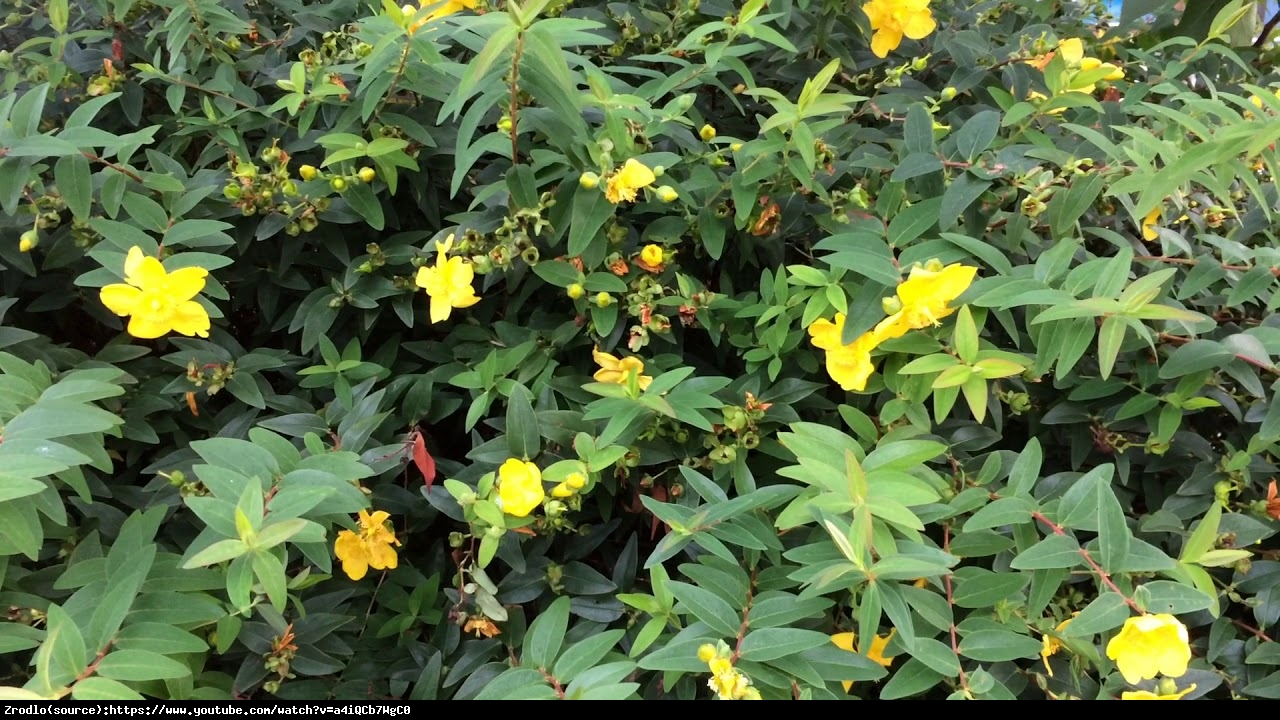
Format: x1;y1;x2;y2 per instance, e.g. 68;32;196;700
699;124;717;141
656;185;678;203
579;172;600;190
882;296;903;314
567;283;585;300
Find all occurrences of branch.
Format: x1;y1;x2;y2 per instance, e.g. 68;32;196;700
942;524;971;695
1253;9;1280;48
508;31;527;165
1031;511;1140;612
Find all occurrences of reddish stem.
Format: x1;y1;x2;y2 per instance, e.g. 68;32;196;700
943;525;971;693
1030;511;1140;611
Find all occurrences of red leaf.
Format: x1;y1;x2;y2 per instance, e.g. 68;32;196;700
412;432;437;488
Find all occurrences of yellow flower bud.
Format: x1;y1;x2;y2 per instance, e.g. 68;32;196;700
697;644;718;663
19;230;37;253
566;472;586;489
358;167;376;183
595;292;613;308
730;142;743;152
299;165;317;181
579;172;600;190
941;86;957;101
656;186;678;203
567;283;585;300
882;296;902;314
699;124;717;141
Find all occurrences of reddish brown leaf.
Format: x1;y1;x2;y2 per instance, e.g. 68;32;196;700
412;432;437;487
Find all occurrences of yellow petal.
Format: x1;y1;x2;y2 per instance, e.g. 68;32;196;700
368;540;398;571
126;314;172;339
164;267;209;302
366;510;391;527
870;27;902;58
1059;38;1084;66
901;10;936;40
128;255;169;289
169;301;211;338
593;369;623;384
429;294;452;324
830;632;856;652
99;284;142;317
123;246;146;280
593;346;621;372
618;158;656;189
1142;207;1161;241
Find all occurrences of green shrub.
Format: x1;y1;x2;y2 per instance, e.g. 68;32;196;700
1;0;1279;702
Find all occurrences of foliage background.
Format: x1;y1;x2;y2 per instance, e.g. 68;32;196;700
1;0;1280;701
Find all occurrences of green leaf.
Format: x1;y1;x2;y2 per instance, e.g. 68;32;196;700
523;596;571;670
34;604;86;691
1048;171;1105;239
879;658;944;699
54;154;92;220
1009;534;1083;570
891;153;943;181
950;569;1028;608
552;630;625;682
939;174;991;231
71;677;145;700
1159;340;1235;379
668;581;741;638
95;650;191;681
1061;592;1130;637
963;497;1037;531
1096;477;1130;573
506;383;541;461
737;628;830;662
113;624;208;655
343;183;385;231
183;539;249;568
1096;315;1126;380
1135;580;1214;614
957;630;1042;662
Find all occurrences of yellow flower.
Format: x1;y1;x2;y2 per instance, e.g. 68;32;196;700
333;510;401;581
874;262;977;339
1105;614;1192;685
807;313;889;392
1040;614;1076;676
496;459;545;518
415;234;481;324
824;338;880;392
1081;56;1125;81
604;159;656;204
831;630;895;691
99;246;212;340
1057;38;1085;67
409;0;475;32
640;244;665;268
1142;207;1161;241
592;346;653;390
807;312;849;352
550;472;586;498
862;0;937;58
1121;684;1196;700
